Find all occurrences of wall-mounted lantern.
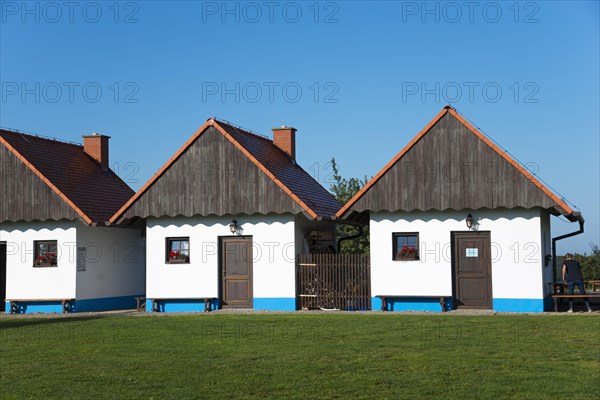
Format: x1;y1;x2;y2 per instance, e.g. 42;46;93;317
229;219;238;235
466;214;474;230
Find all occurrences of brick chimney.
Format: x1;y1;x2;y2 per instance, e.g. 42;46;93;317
83;133;111;167
272;126;297;161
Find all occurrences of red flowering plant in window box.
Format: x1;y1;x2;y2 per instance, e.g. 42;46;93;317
168;250;186;263
35;252;57;267
397;245;418;261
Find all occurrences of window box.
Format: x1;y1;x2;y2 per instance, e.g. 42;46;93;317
168;256;188;264
395;252;418;261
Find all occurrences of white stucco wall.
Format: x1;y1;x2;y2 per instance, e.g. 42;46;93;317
0;219;77;299
145;214;296;301
75;221;146;300
370;208;545;301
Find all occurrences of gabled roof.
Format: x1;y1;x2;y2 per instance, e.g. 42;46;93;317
109;119;340;223
0;129;134;224
337;107;581;223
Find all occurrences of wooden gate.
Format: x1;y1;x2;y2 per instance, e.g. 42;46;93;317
296;254;371;310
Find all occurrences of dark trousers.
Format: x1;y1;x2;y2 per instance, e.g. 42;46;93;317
568;280;590;309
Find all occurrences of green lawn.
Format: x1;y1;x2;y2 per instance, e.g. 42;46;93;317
1;313;599;399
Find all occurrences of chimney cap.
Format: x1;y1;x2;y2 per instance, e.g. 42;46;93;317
272;126;297;132
82;133;111;139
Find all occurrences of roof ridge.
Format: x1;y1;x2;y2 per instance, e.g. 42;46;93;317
0;127;82;147
211;118;272;142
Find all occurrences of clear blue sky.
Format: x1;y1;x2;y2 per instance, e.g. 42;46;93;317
1;1;598;254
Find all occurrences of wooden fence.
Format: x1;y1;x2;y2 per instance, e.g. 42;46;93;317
296;253;371;310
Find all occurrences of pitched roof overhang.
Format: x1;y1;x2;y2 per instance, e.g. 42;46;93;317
337;107;581;223
110;119;340;223
0;135;93;225
1;129;135;225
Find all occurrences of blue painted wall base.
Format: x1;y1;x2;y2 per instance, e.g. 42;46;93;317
74;294;142;312
147;298;219;313
493;298;544;313
253;297;296;311
145;298;295;312
5;296;546;313
5;300;64;314
372;297;451;312
371;297;545;313
4;294;144;314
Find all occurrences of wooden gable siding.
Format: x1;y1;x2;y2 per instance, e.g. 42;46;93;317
122;127;303;219
0;144;78;223
349;113;559;214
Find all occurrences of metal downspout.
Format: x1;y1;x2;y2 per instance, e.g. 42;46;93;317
551;213;585;282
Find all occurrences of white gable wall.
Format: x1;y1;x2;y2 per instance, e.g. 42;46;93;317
145;213;296;310
1;220;77;309
370;208;546;312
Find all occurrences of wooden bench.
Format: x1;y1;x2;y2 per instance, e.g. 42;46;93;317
548;281;600;294
135;297;146;312
376;295;448;312
586;280;600;292
150;298;217;313
550;293;600;312
6;298;75;314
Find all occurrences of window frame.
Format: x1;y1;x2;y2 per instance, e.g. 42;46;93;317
392;232;420;261
165;237;190;264
34;240;58;267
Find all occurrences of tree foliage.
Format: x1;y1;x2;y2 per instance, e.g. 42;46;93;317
329;158;370;254
574;243;600;280
555;243;600;280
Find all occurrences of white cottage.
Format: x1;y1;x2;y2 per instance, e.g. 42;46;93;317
337;107;583;313
0;130;145;313
110;119;340;312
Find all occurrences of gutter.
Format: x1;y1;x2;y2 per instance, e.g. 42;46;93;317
551;212;584;282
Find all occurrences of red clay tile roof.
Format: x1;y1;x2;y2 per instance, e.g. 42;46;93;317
110;118;341;222
217;120;341;218
0;129;134;224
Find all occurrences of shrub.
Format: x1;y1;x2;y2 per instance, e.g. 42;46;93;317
575;243;600;280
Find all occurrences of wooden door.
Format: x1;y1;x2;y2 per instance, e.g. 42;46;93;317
0;242;6;305
452;232;492;309
220;237;253;308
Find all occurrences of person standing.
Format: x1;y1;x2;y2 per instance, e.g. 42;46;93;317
562;253;592;313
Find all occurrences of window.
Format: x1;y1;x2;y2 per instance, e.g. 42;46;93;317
34;240;58;267
393;233;419;261
166;237;190;264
